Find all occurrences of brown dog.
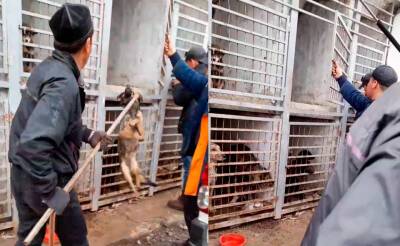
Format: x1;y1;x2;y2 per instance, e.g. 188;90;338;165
211;45;225;89
117;86;156;195
22;24;37;73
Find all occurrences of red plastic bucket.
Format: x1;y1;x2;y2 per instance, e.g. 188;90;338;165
219;233;247;246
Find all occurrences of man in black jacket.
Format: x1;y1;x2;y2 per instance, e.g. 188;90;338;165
8;4;111;246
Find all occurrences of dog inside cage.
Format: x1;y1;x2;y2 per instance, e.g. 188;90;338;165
210;0;287;107
283;117;339;211
210;109;279;226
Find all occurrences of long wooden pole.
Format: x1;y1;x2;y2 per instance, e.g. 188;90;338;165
24;93;140;245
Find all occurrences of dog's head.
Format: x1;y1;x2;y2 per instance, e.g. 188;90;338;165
210;143;225;163
211;45;224;64
22;25;37;44
297;149;315;163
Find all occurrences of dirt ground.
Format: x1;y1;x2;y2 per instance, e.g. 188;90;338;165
0;190;314;246
0;189;187;246
209;210;313;246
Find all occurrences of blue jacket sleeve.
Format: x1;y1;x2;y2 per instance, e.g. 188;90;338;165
170;52;208;97
337;75;372;112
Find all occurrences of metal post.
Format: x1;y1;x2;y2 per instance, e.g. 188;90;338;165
336;0;361;159
92;0;113;212
149;0;173;196
5;0;22;114
274;0;299;219
4;0;22;230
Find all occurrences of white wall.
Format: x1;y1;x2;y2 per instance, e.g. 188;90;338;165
387;13;400;78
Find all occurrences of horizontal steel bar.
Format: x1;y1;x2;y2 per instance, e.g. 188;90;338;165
210;187;275;200
211;74;284;89
209;87;283;101
210;113;281;122
210;47;285;68
210;197;273;210
177;25;206;37
178;13;208;26
286;170;330;178
211;170;272;178
288;153;336;159
356;53;382;64
212;19;286;44
290;121;339;126
176;36;204;46
211;139;278;144
213;2;287;24
285;187;325;197
285;178;326;188
287;161;335;168
355;62;376;71
175;0;208;15
210;179;274;189
212;34;286;55
212;61;285;79
289;134;339;138
210;160;277;167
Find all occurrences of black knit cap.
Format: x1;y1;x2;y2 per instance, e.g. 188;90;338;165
49;3;93;49
372;65;398;87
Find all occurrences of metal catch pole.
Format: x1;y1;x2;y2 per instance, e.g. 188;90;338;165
23;93;140;245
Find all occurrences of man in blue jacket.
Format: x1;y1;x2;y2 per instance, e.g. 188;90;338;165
164;35;208;246
332;60;397;119
167;47;208;211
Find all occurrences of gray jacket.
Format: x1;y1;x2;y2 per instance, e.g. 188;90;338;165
8;50;92;201
302;82;400;246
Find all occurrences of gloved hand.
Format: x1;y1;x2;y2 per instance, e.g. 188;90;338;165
42;187;70;215
88;131;113;152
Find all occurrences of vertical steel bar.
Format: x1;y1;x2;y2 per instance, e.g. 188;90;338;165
91;0;113;212
149;0;173;196
274;0;298;219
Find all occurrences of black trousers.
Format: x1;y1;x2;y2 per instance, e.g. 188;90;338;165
11;166;88;246
183;195;199;233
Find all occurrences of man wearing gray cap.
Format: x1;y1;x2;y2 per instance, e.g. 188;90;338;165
8;4;111;246
332;60;398;119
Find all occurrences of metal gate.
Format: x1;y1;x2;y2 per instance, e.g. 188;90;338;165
20;0;105;208
209;111;281;230
0;0;13;230
282;117;340;214
156;0;209;191
329;15;353;110
210;0;289;110
98;104;158;206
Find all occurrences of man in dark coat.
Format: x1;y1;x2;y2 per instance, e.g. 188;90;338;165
8;4;111;246
332;60;397;119
302;66;400;245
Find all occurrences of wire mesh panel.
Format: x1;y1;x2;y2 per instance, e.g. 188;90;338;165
155;0;209;191
329;16;352;109
0;89;11;226
352;2;393;82
209;111;281;230
282;117;340;214
75;100;97;208
0;0;6;75
210;0;289;108
173;0;209;56
156;99;183;190
21;0;103;88
99;103;158;206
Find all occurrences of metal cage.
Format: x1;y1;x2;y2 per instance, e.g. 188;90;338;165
282;117;340;214
20;0;103;90
210;0;290;109
98;103;158;206
209;111;281;230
